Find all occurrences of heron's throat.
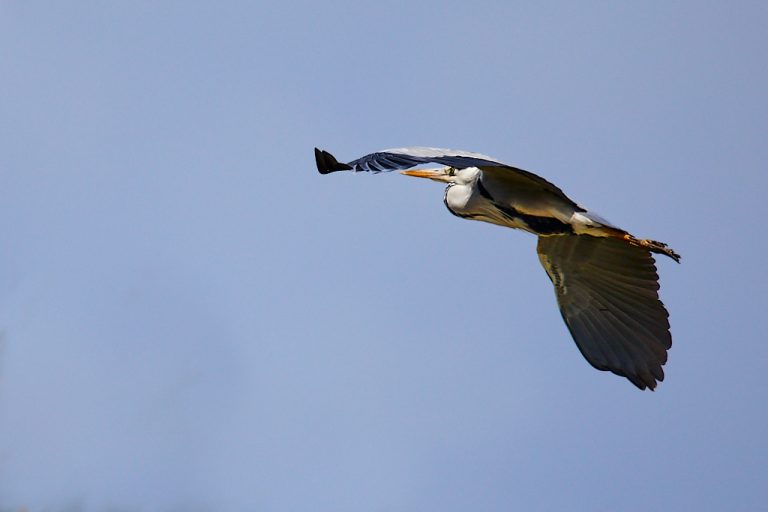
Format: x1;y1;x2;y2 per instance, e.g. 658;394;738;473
443;183;475;219
444;178;575;235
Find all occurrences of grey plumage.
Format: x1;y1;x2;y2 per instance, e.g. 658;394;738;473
537;235;671;389
316;146;504;174
316;146;679;390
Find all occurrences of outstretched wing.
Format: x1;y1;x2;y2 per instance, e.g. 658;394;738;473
315;147;506;174
537;234;672;390
315;146;578;207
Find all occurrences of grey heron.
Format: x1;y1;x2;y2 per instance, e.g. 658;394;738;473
315;146;680;390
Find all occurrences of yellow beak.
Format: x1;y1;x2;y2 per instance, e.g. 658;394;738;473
401;168;451;183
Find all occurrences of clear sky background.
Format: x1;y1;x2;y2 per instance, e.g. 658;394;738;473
1;2;766;511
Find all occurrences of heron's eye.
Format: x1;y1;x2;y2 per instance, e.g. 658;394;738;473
447;168;456;176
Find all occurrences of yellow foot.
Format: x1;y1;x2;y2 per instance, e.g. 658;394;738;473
623;234;681;263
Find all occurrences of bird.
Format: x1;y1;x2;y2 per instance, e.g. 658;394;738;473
315;146;680;390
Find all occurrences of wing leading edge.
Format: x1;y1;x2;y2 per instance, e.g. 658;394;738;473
315;147;506;174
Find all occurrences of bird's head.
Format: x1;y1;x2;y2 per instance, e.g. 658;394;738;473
401;166;480;185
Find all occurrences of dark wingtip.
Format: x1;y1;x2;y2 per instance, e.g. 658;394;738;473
314;148;353;174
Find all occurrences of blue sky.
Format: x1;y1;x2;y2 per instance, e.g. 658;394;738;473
1;2;766;511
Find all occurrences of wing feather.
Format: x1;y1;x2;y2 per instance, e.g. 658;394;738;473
347;147;507;173
314;146;580;210
537;234;672;390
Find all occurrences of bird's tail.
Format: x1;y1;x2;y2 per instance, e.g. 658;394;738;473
315;148;353;174
570;212;681;262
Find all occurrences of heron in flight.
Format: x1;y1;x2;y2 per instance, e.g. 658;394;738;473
315;146;680;390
